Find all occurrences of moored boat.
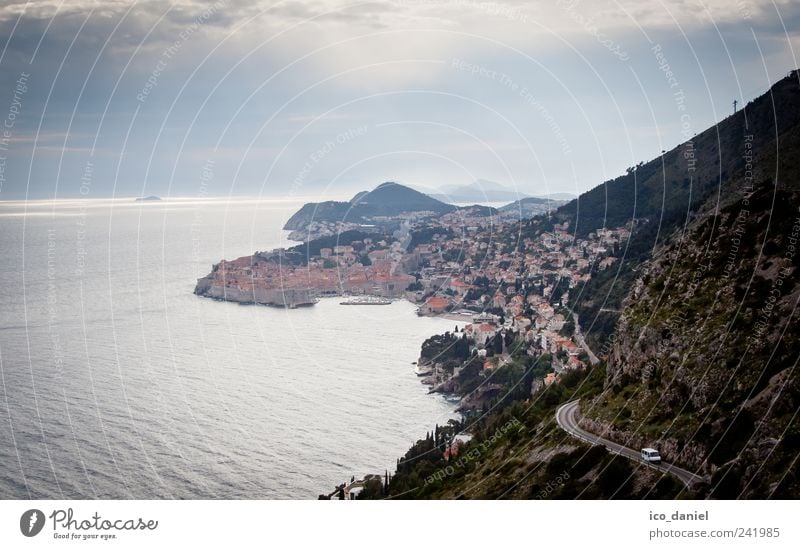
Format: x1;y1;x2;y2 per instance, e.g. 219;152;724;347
339;296;392;305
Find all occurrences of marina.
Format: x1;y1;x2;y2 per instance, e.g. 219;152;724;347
339;296;393;305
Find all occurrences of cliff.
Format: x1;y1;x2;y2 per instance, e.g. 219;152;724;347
583;187;800;497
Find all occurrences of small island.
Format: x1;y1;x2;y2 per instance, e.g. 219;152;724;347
135;195;162;202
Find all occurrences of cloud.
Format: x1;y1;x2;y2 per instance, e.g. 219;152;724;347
0;0;797;199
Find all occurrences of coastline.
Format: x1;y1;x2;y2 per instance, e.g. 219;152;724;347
192;284;470;492
195;271;477;323
188;183;611;497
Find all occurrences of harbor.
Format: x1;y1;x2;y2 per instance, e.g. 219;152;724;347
340;296;393;305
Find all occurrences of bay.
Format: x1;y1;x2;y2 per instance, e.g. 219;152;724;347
0;197;460;499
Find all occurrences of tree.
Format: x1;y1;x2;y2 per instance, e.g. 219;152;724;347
598;457;633;497
406;281;423;291
493;333;503;355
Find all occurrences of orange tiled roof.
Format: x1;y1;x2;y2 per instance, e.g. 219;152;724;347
425;296;449;308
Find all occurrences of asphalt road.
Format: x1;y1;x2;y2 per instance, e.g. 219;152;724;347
572;313;599;366
556;400;705;488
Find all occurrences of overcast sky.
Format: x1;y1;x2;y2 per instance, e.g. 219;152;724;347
0;0;798;200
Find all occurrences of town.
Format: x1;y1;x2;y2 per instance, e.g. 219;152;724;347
195;199;631;399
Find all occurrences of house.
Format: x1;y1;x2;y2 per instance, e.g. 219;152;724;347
599;256;617;270
478;324;498;345
473;312;499;325
493;294;507;309
538;303;555;319
465;323;497;347
368;249;390;262
444;433;474;461
568;356;584;369
449;278;472;296
548;314;566;332
514;315;531;331
563;341;580;356
544;372;557;386
420;296;450;314
333;245;354;254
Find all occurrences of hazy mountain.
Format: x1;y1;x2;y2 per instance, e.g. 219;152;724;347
427;179;576;204
283;181;456;230
430;179;531;203
536;192;577;201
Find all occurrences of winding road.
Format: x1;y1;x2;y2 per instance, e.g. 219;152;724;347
556;400;705;488
572;314;599;366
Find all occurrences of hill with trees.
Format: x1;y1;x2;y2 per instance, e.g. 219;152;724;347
361;70;800;500
283;182;457;230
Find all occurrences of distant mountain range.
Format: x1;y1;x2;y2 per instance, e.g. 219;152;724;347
428;179;575;203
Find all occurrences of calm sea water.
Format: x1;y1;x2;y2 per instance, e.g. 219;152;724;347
0;198;460;499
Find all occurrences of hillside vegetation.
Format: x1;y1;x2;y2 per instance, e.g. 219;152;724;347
371;72;800;500
563;74;800;348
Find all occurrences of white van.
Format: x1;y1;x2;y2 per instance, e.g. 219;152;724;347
641;448;661;464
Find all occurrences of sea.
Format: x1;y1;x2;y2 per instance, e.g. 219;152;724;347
0;197;462;499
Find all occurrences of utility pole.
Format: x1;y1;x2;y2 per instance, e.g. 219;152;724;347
733;99;738;113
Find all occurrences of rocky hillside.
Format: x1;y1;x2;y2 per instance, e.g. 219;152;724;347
557;72;800;498
582;158;800;496
563;72;800;347
367;71;800;500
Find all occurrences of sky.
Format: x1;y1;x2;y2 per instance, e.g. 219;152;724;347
0;0;798;201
